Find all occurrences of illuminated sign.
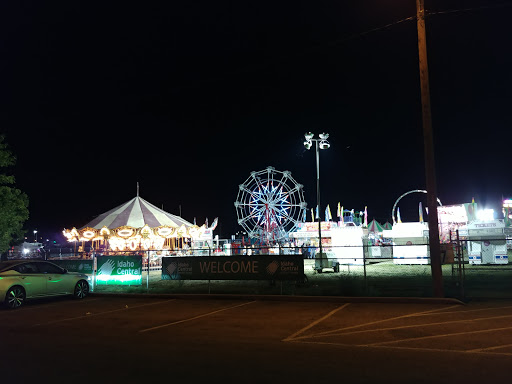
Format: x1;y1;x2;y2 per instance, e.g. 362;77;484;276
96;255;142;285
437;205;468;224
437;203;475;243
301;222;331;232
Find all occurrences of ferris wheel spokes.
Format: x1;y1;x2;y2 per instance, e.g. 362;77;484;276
235;167;307;245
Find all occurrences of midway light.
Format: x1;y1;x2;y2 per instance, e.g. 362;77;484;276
100;226;110;236
477;209;494;221
117;228;135;238
82;230;96;239
157;226;175;237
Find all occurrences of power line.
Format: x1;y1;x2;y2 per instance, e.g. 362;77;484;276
427;1;512;17
169;2;512;90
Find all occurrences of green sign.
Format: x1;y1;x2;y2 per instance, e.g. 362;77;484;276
96;255;142;285
162;256;304;281
52;260;93;274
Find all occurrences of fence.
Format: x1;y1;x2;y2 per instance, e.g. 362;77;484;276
11;239;512;300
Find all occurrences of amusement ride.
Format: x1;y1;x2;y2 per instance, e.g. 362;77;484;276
234;166;307;245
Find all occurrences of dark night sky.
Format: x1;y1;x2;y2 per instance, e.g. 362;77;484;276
1;0;511;242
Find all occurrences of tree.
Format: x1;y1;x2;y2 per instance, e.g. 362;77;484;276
0;135;29;256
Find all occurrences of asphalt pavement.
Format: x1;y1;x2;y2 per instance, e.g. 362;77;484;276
2;295;511;383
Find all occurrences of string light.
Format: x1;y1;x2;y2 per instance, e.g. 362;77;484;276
64;221;213;251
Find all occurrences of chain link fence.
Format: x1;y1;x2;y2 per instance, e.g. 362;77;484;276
7;239;512;300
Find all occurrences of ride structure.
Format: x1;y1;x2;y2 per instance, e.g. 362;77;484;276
234;167;307;245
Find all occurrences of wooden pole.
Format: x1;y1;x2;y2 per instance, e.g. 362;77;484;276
416;0;444;297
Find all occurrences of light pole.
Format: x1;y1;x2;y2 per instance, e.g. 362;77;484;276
304;132;330;259
33;230;37;243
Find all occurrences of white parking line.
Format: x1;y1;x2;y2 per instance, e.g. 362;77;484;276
139;301;256;333
287;337;512;356
365;325;512;346
429;304;512;316
313;313;512;338
468;343;512;353
33;299;176;326
293;305;459;340
282;304;349;342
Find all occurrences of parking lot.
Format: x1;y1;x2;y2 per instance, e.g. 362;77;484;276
2;295;512;383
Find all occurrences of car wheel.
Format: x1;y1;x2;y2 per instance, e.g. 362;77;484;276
5;286;25;309
73;280;89;300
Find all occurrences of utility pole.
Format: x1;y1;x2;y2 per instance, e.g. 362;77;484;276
416;0;444;297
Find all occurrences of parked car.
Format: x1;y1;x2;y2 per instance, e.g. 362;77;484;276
0;260;90;309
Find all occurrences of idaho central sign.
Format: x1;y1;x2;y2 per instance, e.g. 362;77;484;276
96;255;142;285
162;256;304;281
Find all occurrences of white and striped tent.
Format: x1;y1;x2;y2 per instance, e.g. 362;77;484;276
82;196;193;229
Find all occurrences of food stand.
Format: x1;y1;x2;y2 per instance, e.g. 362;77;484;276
383;222;430;265
290;220;368;269
460;220;508;264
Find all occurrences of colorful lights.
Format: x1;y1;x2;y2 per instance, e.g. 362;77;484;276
81;228;96;239
117;227;135;238
249;182;290;229
100;226;110;237
235;167;306;243
63;221;216;251
156;226;175;237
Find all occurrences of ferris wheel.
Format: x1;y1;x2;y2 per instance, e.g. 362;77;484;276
234;166;307;244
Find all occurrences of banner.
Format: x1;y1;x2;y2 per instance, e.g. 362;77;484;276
96;255;142;285
162;256;304;281
51;260;93;274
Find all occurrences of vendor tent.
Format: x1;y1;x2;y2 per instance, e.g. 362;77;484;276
382;221;392;230
367;219;384;233
83;196;193;229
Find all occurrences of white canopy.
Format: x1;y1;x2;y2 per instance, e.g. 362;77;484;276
82;196;193;229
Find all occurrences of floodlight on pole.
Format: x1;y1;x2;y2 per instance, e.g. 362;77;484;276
303;132;330;261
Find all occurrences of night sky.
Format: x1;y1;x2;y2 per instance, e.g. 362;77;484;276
2;0;511;242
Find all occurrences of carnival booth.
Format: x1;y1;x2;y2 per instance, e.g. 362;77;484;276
460;220;508;264
367;219;392;260
384;222;430;265
62;195;217;258
290;219;368;268
331;222;368;265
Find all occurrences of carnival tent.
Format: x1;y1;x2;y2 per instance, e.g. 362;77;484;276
382;221;393;230
82;196;193;229
367;219;384;233
62;195;210;252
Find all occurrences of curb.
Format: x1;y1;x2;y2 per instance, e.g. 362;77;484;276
90;292;465;305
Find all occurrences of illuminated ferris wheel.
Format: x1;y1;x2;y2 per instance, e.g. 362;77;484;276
234;166;307;244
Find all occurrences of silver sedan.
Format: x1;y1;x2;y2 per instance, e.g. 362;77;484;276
0;260;90;309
